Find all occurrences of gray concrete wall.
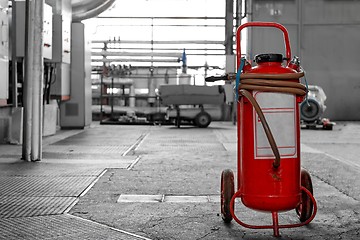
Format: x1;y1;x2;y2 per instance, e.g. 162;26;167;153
248;0;360;120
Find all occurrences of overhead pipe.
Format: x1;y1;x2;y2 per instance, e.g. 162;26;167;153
92;51;182;58
72;0;116;22
92;65;223;70
92;47;224;51
97;16;225;20
92;40;224;45
92;58;180;63
71;0;113;10
92;51;224;57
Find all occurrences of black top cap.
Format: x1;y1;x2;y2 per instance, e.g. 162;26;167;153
254;53;283;63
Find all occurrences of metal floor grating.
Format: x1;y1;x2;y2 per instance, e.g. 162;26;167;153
0;163;105;176
0;214;149;240
0;124;154;239
42;152;132;159
0;196;76;218
43;145;130;154
0;176;96;197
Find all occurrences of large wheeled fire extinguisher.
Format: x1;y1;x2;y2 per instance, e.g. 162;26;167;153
207;22;317;237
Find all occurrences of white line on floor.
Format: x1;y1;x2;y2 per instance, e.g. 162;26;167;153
117;194;229;203
122;133;149;156
127;156;142;170
68;214;152;240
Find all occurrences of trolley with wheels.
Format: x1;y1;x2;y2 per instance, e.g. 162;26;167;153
207;22;317;237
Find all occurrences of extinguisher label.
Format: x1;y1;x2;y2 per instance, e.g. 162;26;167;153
253;92;297;159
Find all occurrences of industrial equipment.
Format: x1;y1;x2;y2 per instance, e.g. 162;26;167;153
59;22;92;129
159;85;225;128
206;22;317;237
300;85;335;130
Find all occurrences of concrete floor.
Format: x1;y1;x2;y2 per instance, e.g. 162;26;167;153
0;121;359;239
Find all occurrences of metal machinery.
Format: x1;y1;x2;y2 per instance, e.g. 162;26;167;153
207;22;317;237
12;0;71;134
59;21;92;129
94;64;173;125
45;0;71;133
300;85;335;130
159;85;225;128
0;0;54;143
46;0;71;109
0;1;115;148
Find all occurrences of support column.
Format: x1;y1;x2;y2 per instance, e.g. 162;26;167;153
225;0;234;55
225;0;235;73
31;0;44;161
22;0;44;161
22;0;35;161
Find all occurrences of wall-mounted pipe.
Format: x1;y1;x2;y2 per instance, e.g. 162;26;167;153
93;51;182;58
92;40;224;45
72;0;116;22
92;58;180;63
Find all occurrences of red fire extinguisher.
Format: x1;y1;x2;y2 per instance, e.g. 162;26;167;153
207;22;317;237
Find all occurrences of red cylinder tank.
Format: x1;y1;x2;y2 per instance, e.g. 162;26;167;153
237;53;302;212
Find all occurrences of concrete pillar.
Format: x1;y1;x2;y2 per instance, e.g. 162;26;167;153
31;0;44;161
22;0;35;161
22;0;44;161
225;0;236;73
225;0;234;55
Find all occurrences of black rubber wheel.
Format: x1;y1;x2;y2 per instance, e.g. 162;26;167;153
323;124;333;130
194;112;211;128
221;169;235;223
296;169;314;222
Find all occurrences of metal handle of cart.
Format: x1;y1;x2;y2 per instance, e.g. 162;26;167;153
236;22;292;67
